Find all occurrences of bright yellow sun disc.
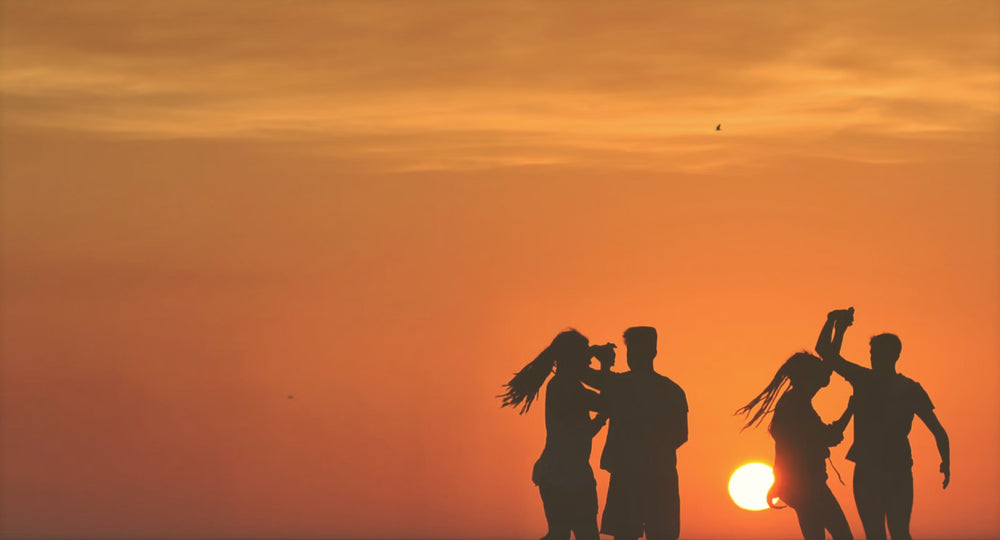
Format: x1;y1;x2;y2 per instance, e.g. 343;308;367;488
728;463;774;511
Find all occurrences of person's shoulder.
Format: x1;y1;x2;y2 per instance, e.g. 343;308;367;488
895;372;932;398
772;393;795;418
894;372;923;391
653;373;688;405
547;374;573;392
654;372;685;392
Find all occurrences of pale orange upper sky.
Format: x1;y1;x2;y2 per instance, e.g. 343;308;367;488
2;1;998;539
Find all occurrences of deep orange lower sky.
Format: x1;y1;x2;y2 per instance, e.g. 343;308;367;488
2;2;999;539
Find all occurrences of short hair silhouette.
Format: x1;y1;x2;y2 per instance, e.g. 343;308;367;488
869;333;902;361
623;326;657;349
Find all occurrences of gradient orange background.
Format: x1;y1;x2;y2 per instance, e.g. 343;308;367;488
2;2;998;539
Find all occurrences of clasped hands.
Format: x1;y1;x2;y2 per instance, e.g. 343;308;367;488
828;307;855;327
590;342;617;369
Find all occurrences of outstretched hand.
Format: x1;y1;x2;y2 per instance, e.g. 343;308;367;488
941;462;950;489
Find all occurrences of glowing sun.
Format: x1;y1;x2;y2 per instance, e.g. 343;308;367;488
728;462;775;511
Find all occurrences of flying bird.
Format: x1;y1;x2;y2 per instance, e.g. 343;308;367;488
716;124;721;131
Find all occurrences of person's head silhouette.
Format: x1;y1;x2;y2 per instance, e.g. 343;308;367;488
551;330;591;376
782;352;832;391
623;326;657;373
499;329;591;414
736;352;833;431
869;333;902;374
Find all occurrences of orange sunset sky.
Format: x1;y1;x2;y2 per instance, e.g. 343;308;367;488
1;2;998;539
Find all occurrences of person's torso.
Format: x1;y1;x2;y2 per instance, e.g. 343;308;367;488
541;375;596;462
847;372;927;467
770;393;830;491
601;371;687;473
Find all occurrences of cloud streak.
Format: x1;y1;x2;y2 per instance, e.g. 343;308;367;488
2;1;997;171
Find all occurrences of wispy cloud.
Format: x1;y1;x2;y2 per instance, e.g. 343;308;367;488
2;1;997;171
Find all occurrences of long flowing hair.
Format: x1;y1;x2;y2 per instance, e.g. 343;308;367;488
734;352;822;431
498;329;588;414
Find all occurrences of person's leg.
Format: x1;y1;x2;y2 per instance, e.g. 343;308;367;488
643;469;680;540
601;473;642;540
793;509;827;540
538;484;571;540
817;484;854;540
784;488;827;540
885;468;914;540
853;463;888;540
569;485;600;540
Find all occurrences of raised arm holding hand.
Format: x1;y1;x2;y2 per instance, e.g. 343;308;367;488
578;342;616;390
816;307;867;382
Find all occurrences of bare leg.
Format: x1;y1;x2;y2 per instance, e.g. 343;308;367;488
885;468;914;540
854;464;887;540
539;485;571;540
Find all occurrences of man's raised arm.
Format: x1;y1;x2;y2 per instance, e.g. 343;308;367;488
816;308;867;382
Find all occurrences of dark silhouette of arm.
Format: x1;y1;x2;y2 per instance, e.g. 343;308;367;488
580;385;602;411
917;407;951;488
590;411;608;437
579;344;616;390
831;396;853;432
816;309;849;356
816;309;867;382
579;364;610;390
667;389;689;450
825;396;854;446
675;409;689;449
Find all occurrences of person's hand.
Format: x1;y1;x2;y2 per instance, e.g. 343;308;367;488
828;307;855;327
591;343;616;369
941;461;950;489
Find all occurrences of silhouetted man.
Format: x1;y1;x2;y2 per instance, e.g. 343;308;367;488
816;309;950;540
586;327;688;540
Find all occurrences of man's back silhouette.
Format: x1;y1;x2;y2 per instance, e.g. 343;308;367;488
586;327;688;540
816;308;950;540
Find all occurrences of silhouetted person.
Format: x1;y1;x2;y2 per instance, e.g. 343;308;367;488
582;327;688;540
737;351;854;540
816;308;950;540
499;330;610;540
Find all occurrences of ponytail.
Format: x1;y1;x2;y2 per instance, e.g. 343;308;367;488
735;366;791;431
499;329;587;414
735;351;819;431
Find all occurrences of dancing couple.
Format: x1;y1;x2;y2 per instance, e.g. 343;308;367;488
499;327;688;540
737;308;951;540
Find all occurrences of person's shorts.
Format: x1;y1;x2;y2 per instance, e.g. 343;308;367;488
601;469;679;540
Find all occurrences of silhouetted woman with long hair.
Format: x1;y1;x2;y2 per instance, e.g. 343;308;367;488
736;352;854;540
499;330;610;540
